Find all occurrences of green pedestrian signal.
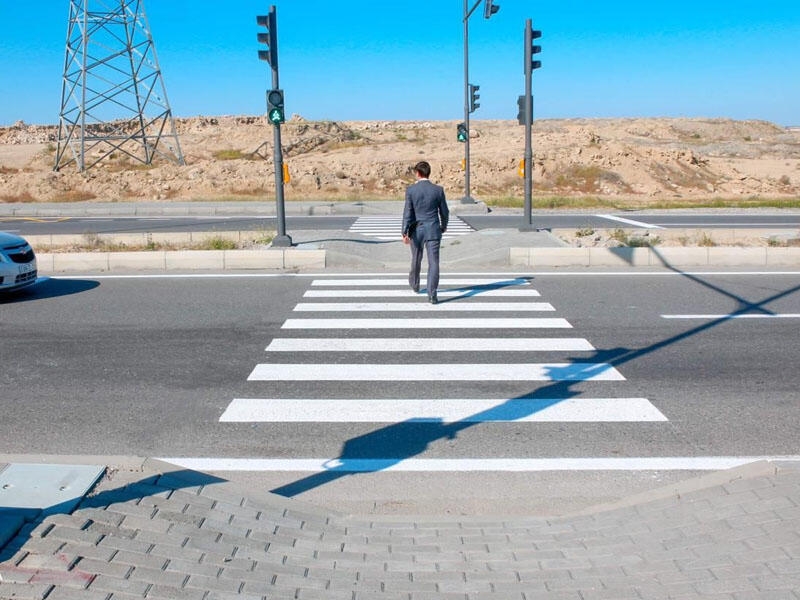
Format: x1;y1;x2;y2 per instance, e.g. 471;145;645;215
267;89;285;124
457;122;468;142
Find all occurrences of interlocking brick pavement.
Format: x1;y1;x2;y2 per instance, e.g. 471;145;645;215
1;460;799;599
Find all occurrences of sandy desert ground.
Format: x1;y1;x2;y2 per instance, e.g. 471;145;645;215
1;116;799;206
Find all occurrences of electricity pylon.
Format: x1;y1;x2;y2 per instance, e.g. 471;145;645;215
55;0;184;172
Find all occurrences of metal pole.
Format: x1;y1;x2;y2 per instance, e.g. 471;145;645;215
461;0;474;204
269;6;291;247
522;19;534;230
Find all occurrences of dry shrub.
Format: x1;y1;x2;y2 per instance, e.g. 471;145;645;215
1;191;37;203
54;189;97;202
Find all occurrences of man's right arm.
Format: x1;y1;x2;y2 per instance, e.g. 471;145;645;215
402;188;414;237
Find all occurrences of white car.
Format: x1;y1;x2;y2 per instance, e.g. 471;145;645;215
0;232;38;294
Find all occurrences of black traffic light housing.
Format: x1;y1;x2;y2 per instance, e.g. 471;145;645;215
483;0;500;19
256;11;278;69
516;95;525;125
457;122;468;143
469;84;480;113
267;89;285;124
530;29;542;71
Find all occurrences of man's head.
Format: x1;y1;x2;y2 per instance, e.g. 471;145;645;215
413;161;431;179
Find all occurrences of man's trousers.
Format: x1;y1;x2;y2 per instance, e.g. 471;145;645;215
408;238;441;296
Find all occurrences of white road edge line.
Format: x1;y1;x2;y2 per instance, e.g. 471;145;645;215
157;456;800;472
50;272;800;280
662;314;800;320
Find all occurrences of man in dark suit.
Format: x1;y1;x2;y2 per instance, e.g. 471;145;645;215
402;161;449;304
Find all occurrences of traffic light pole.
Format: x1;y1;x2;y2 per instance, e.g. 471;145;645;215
258;5;291;247
522;19;534;230
461;0;475;204
270;67;291;247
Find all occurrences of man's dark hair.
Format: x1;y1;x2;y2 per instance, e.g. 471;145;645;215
414;161;431;178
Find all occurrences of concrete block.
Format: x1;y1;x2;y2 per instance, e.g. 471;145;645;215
766;247;800;266
649;247;709;267
34;253;55;273
165;251;224;270
108;252;166;271
589;247;650;267
52;253;110;272
530;248;590;267
283;249;326;269
508;247;532;266
310;204;333;215
707;247;767;266
223;250;282;269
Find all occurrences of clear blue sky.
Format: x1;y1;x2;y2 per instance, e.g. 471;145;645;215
1;1;798;126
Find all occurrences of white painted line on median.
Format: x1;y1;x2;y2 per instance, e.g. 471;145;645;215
304;289;542;297
282;318;572;329
293;302;555;312
158;456;800;473
220;397;666;423
596;214;664;229
247;362;625;381
662;313;800;320
265;337;595;352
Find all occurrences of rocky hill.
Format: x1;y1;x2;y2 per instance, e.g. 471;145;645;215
1;116;798;205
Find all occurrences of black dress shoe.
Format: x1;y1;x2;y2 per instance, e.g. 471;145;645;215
429;294;438;305
412;286;419;293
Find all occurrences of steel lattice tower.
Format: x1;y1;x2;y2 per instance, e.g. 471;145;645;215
55;0;184;171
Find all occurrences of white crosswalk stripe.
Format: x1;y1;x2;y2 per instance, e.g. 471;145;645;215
264;338;595;352
282;317;573;329
304;288;542;297
248;362;626;382
310;277;527;287
216;274;666;474
293;301;555;312
221;398;667;423
350;215;473;240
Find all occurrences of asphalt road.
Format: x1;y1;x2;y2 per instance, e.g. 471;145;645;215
4;211;800;236
2;270;800;514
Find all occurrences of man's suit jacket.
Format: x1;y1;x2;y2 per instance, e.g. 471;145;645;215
402;179;449;243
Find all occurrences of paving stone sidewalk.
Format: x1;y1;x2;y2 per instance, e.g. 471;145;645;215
1;460;799;599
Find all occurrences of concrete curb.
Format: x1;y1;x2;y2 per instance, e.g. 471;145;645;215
35;248;325;272
32;246;800;273
510;245;800;267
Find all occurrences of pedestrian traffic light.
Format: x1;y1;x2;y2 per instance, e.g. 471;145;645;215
267;89;285;124
516;95;525;125
256;10;278;69
483;0;500;19
457;122;468;142
469;84;480;113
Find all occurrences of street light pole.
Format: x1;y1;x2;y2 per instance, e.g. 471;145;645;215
461;0;499;204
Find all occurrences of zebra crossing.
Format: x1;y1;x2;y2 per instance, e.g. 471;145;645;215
348;215;474;240
214;275;667;472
